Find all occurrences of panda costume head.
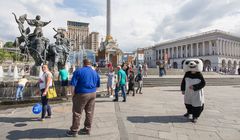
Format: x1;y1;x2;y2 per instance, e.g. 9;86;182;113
183;59;203;73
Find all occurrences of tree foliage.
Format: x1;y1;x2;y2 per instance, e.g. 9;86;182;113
0;49;12;63
0;49;24;63
3;41;14;48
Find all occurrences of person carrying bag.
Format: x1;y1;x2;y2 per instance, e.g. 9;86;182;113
47;82;57;99
38;64;54;121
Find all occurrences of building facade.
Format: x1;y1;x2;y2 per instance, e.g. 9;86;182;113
144;30;240;73
67;21;89;51
88;32;99;53
122;52;135;64
144;47;155;67
136;48;145;65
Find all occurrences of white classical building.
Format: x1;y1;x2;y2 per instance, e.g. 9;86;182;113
144;30;240;73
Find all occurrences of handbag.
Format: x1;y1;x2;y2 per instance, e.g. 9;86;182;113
47;82;57;99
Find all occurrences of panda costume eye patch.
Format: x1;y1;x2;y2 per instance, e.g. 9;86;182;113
185;61;190;65
194;61;199;64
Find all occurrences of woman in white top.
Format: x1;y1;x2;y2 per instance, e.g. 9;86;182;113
106;67;115;98
39;64;53;121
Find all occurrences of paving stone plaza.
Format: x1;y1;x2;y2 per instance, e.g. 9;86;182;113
0;79;240;140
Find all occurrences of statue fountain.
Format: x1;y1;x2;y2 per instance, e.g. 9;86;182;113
8;65;12;76
0;66;3;78
20;68;25;76
0;13;72;100
13;65;19;79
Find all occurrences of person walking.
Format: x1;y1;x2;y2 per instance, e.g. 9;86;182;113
15;75;28;101
113;66;127;102
106;66;115;98
38;64;53;121
66;59;100;137
159;63;165;77
127;68;135;96
135;69;143;94
58;66;69;99
122;63;129;91
143;63;148;77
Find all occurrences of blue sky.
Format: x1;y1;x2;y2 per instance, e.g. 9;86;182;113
57;0;104;17
0;0;240;51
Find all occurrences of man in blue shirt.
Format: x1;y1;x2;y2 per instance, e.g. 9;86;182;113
66;59;100;137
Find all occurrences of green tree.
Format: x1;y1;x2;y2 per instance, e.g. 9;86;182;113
10;52;24;62
4;41;14;48
0;49;12;63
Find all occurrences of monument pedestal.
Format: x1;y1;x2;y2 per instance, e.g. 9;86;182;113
30;65;42;77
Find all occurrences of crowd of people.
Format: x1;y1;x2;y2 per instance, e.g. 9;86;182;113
11;58;209;137
105;62;145;102
33;60;146;137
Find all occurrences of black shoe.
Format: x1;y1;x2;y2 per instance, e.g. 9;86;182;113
192;118;198;123
66;130;77;137
183;113;189;117
79;128;90;135
113;99;118;102
122;99;126;102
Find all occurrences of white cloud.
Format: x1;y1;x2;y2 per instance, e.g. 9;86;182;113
0;0;240;51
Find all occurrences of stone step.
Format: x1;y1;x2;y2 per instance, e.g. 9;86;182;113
142;77;240;87
99;68;220;75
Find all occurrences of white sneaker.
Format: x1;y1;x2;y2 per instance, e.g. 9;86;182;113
189;114;193;119
109;95;114;98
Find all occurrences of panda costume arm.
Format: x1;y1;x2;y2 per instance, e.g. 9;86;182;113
192;72;206;91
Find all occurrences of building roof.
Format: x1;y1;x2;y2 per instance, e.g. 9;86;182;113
154;29;240;47
67;21;89;27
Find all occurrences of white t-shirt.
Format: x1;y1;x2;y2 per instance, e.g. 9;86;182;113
39;71;53;90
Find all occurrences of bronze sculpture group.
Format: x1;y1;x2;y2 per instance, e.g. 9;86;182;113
12;13;70;71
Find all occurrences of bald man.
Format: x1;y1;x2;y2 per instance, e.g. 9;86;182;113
67;59;100;137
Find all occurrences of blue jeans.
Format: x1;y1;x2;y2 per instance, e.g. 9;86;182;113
115;84;126;100
41;89;52;118
159;69;164;77
16;85;24;100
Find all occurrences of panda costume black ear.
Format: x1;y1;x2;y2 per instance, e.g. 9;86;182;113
182;60;185;65
199;58;204;63
181;59;185;69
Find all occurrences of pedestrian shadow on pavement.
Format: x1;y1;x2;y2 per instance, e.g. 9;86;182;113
163;90;181;92
0;117;38;124
127;115;190;123
6;128;68;140
232;85;240;88
96;100;114;103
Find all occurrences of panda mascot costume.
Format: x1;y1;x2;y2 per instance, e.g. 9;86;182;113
181;59;206;123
